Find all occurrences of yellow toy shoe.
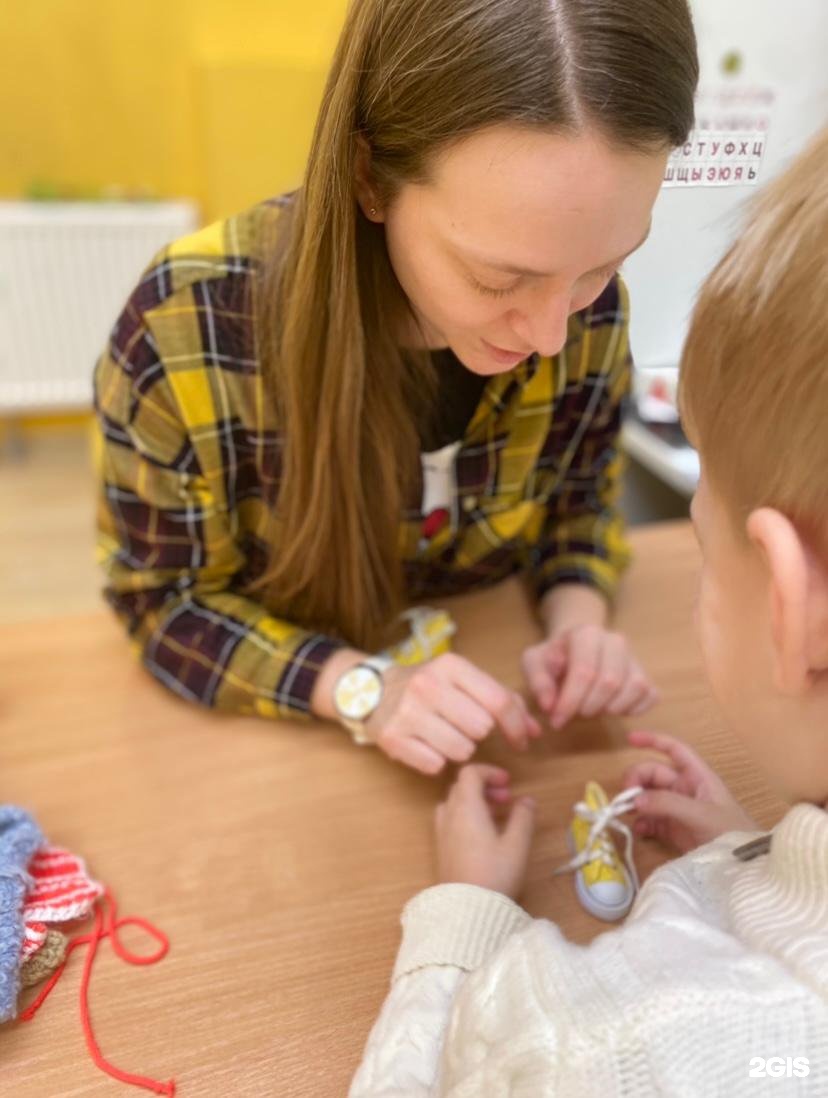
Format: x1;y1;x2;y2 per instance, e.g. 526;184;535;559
553;781;642;922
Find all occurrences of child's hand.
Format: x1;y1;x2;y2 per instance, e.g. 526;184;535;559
435;764;537;899
522;625;659;730
622;730;758;853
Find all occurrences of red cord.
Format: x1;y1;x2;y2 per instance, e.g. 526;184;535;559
20;888;176;1096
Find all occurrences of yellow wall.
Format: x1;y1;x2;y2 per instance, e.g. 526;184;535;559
0;1;348;223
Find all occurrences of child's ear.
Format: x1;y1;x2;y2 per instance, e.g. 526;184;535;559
746;508;828;693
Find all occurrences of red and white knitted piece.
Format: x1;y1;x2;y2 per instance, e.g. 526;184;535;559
23;845;104;924
21;922;48;961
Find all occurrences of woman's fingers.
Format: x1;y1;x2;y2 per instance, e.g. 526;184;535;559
628;685;661;716
432;684;496;743
391;735;447;776
441;654;538;750
415;712;478;764
605;661;656;716
544;637;568;680
522;645;558;713
376;655;541;775
549;628;603;729
518;695;543;740
578;633;628;717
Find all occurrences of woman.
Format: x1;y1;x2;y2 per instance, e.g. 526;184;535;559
95;0;698;774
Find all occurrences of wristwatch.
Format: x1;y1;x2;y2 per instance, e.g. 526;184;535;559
333;655;394;745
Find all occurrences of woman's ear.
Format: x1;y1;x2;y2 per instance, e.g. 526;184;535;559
354;135;384;222
746;508;828;693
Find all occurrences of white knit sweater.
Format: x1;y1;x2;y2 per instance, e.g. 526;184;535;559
349;805;828;1096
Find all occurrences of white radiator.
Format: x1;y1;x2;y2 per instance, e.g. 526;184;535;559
0;200;199;413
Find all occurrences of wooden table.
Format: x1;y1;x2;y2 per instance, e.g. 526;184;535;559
0;521;786;1097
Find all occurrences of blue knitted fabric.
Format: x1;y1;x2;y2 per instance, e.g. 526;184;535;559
0;807;44;1023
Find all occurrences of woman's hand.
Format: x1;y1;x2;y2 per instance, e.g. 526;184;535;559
622;729;758;853
435;764;537;899
366;654;541;776
522;624;659;730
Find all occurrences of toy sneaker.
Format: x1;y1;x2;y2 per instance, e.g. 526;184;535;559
553;781;643;922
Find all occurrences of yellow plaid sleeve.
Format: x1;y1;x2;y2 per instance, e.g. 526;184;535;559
94;278;345;721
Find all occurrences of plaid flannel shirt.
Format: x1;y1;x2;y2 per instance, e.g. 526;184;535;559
94;198;632;721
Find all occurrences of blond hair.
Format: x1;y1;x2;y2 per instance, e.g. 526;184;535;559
255;0;698;649
680;127;828;544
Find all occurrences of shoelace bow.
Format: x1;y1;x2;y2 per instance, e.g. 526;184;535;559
553;785;644;894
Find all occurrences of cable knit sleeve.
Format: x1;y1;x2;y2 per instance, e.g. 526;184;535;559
348;884;531;1096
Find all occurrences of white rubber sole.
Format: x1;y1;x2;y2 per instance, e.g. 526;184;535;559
566;830;635;922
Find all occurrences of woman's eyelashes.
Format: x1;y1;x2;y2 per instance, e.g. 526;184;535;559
469;276;521;299
469;264;621;301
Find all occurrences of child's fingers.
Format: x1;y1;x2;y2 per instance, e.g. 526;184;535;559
654;819;672;845
502;796;537;861
623;760;679;792
452;763;511;804
636;817;672;844
457;762;511;785
485;785;513;805
633;788;708;833
627;729;703;774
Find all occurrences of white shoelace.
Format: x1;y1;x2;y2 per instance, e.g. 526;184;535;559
553;785;644;894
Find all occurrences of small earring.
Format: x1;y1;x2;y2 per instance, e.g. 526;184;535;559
369;206;377;217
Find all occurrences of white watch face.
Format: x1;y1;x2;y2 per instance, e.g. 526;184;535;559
334;666;383;722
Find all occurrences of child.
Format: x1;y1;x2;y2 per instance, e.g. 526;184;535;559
349;128;828;1095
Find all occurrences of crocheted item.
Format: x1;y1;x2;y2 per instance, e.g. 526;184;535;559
23;845;104;923
21;921;48;961
0;807;44;1023
1;822;175;1095
20;929;67;988
21;889;176;1096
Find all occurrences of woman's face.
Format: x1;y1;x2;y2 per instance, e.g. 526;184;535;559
379;124;668;375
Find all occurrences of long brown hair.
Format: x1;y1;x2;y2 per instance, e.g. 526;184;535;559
253;0;699;649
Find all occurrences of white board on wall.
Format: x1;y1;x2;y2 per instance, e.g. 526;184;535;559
623;0;828;371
